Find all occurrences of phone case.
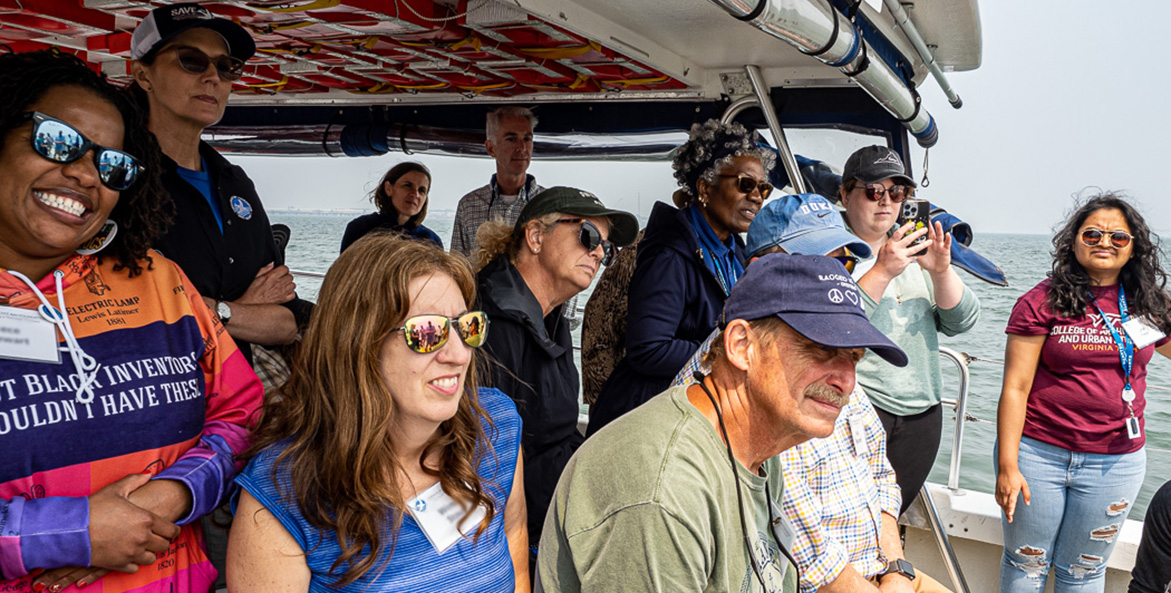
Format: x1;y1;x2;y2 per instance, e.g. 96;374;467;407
897;199;930;246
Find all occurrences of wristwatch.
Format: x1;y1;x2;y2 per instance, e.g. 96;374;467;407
880;559;915;581
215;300;233;325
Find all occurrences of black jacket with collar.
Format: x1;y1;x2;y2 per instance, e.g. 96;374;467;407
153;142;311;364
476;255;583;541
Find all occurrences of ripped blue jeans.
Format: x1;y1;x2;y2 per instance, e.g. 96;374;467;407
998;436;1145;593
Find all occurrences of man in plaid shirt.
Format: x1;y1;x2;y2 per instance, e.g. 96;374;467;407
674;194;951;593
450;106;543;258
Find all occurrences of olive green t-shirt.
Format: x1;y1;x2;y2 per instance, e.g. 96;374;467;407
537;386;799;593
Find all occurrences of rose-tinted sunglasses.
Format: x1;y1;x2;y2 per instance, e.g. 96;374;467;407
1081;228;1133;249
859;184;914;203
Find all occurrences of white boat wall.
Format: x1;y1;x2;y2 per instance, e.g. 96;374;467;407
8;2;1142;593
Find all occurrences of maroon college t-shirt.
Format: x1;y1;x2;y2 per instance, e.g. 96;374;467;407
1006;279;1169;454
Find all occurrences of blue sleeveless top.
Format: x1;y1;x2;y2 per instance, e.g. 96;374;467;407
235;387;522;592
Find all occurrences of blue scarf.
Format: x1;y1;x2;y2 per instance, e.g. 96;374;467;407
684;205;743;296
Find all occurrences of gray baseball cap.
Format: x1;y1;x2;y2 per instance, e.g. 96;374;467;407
842;146;916;187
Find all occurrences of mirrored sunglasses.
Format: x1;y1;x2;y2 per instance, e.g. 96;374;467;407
163;46;245;82
718;174;773;200
26;112;142;191
394;311;489;354
556;218;615;266
860;184;914;203
1081;228;1133;249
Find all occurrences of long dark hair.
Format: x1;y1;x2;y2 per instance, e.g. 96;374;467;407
1047;192;1171;334
372;161;431;228
0;50;172;277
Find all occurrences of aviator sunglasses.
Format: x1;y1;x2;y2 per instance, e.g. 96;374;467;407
717;174;774;200
1081;227;1133;249
393;311;489;354
159;45;245;82
858;183;914;203
556;218;615;266
25;112;142;191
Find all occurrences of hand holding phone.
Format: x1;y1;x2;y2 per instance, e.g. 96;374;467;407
896;199;931;253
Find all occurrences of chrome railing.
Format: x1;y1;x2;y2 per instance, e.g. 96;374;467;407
938;347;971;491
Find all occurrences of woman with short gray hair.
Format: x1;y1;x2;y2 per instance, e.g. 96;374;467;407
588;119;775;435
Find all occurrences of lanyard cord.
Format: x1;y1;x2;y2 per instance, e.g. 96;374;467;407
7;270;100;404
1090;287;1137;415
694;372;799;590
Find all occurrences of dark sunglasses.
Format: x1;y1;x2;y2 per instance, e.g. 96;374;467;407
393;311;489;354
858;183;914;203
556;218;615;266
717;174;773;200
1081;228;1133;249
25;112;142;191
160;46;245;82
834;254;859;274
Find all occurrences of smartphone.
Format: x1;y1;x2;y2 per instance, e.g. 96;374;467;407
895;199;931;249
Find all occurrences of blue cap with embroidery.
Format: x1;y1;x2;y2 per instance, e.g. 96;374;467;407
722;253;907;366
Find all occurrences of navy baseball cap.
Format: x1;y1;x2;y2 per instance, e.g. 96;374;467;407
722;254;907;366
842;146;916;187
745;194;872;259
131;3;256;62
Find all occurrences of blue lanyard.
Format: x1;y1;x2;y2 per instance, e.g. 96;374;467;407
1090;287;1134;397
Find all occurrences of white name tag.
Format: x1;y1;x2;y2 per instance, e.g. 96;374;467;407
0;306;61;364
406;482;488;554
848;414;869;457
1122;317;1166;350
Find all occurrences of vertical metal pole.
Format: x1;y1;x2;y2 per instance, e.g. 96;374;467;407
918;486;972;593
938;347;970;491
743;65;807;194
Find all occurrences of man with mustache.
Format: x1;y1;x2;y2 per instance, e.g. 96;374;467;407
536;254;907;593
675;194;953;593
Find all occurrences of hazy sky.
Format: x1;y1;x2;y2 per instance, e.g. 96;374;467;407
236;1;1171;238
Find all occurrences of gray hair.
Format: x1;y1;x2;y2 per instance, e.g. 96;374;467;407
672;120;776;201
486;106;538;139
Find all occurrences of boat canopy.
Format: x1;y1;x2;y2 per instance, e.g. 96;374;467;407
0;0;980;155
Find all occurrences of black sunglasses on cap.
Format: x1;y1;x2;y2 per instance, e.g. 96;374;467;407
159;45;245;82
555;218;614;266
25;112;143;191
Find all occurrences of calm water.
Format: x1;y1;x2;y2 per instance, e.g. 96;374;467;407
272;210;1171;518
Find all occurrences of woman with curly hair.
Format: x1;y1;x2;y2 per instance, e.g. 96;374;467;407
996;193;1171;593
587;119;775;435
229;235;529;591
340;161;443;251
0;50;262;593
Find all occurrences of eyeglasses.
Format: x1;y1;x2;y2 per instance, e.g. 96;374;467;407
25;112;143;191
393;311;489;354
717;174;773;200
555;218;614;266
1081;228;1133;249
159;45;245;82
833;254;859;273
857;183;914;203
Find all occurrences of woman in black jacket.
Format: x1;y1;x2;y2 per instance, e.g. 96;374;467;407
587;119;775;435
475;186;636;562
340;161;443;251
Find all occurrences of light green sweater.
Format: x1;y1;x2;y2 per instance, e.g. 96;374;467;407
855;262;980;415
